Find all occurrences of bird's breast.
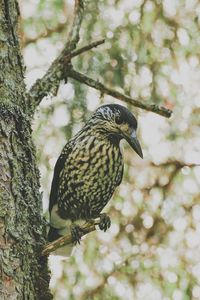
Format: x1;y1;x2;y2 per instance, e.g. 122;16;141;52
75;137;122;183
58;135;123;219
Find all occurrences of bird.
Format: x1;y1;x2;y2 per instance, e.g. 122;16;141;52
48;104;143;256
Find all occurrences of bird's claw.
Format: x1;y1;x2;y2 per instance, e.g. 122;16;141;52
99;213;111;232
71;224;83;245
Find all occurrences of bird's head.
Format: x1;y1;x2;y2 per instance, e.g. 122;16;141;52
90;104;143;158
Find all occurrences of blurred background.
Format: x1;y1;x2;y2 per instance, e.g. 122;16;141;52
20;0;200;299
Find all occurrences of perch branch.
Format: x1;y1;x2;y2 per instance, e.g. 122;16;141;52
42;220;99;256
66;69;172;118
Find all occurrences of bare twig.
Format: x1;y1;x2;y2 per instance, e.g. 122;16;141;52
66;69;172;118
42;220;99;256
70;39;105;59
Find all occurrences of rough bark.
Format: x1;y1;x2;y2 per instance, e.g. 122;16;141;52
0;1;52;299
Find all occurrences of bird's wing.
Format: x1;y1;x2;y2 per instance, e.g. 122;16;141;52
49;141;74;212
116;163;124;186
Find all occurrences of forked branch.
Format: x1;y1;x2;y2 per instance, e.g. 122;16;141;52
28;0;173;118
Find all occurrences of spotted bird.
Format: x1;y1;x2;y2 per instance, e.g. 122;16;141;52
48;104;143;256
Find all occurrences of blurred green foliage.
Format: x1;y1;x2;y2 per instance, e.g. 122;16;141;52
21;0;200;299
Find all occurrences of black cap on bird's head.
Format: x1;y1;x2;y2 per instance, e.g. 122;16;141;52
92;104;143;158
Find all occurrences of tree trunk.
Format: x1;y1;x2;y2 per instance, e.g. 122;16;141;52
0;1;52;299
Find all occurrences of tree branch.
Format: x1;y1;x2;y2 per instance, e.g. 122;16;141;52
28;0;173;118
28;0;84;111
42;220;99;256
66;0;84;51
66;69;172;118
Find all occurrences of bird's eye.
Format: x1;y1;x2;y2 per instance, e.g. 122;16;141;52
115;116;123;125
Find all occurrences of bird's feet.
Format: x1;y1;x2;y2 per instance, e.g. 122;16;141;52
99;213;111;232
70;224;84;245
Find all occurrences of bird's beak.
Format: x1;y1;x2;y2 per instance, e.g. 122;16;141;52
126;130;143;158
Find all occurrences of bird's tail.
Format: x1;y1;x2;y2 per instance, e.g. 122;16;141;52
48;225;61;242
47;225;74;257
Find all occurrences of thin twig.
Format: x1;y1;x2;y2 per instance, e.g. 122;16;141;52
66;69;173;118
42;220;99;256
70;39;105;59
